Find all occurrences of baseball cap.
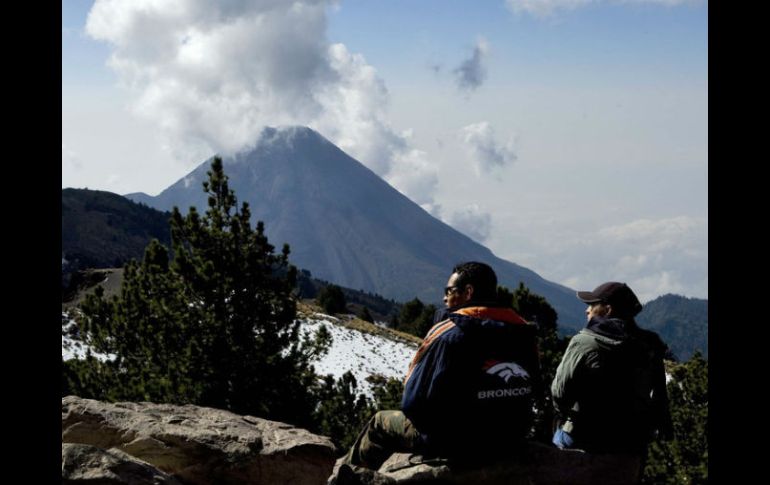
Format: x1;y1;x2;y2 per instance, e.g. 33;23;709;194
576;282;643;316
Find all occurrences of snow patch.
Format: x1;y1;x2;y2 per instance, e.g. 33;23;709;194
301;316;418;398
61;312;116;362
61;310;419;398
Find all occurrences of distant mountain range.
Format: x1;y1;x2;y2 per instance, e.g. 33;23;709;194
61;186;708;358
62;126;708;349
637;294;707;360
123;126;588;330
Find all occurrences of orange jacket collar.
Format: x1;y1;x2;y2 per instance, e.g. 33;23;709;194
452;306;528;324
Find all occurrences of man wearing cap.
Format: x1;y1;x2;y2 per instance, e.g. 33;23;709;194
336;262;541;475
551;282;672;462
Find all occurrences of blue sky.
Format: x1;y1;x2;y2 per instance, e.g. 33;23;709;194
328;0;706;81
62;0;707;302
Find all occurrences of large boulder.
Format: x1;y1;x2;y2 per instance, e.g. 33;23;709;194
62;396;336;485
62;443;183;484
328;443;642;485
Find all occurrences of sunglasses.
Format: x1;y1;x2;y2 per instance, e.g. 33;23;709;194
444;285;462;296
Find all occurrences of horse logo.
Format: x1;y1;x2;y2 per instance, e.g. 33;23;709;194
484;361;530;383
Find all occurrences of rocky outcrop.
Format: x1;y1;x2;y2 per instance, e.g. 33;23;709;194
61;396;644;484
61;396;336;485
62;443;183;484
328;444;642;485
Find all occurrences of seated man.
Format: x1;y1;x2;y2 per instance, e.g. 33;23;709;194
341;261;541;470
551;282;672;458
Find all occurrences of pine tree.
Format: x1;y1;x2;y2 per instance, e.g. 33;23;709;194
368;374;404;411
358;306;374;323
318;284;347;314
643;352;708;484
388;314;399;329
399;298;425;332
314;371;375;453
395;298;437;337
498;282;567;442
67;157;329;427
414;303;438;337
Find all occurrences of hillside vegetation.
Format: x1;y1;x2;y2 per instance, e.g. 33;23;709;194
62;188;172;279
638;294;708;360
62;159;706;482
61;187;708;362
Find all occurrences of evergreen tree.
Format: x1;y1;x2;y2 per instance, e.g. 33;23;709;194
498;282;567;442
395;298;437;337
414;303;438;337
313;373;406;455
358;306;374;323
314;371;375;453
399;298;425;332
643;352;708;484
368;374;404;411
295;268;317;299
66;157;329;427
318;284;347;314
388;314;399;329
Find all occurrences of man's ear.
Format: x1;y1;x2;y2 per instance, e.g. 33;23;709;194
465;284;474;300
604;304;613;317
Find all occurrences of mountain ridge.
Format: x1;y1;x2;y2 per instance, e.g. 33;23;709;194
61;188;172;288
636;293;707;360
124;126;588;329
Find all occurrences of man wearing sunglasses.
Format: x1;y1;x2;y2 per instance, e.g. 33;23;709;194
338;261;541;473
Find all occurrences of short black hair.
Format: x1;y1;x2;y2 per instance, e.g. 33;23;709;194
452;261;498;302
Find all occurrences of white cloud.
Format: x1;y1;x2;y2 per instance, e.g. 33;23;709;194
459;121;517;175
85;0;438;207
597;217;704;252
384;143;439;207
62;143;82;172
511;216;708;302
505;0;703;18
445;205;493;243
597;217;707;300
453;37;489;92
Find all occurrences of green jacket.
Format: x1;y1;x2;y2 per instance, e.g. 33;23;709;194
551;316;672;452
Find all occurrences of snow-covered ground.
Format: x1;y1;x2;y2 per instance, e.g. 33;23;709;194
62;310;418;397
301;314;418;397
61;312;116;362
62;313;86;361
